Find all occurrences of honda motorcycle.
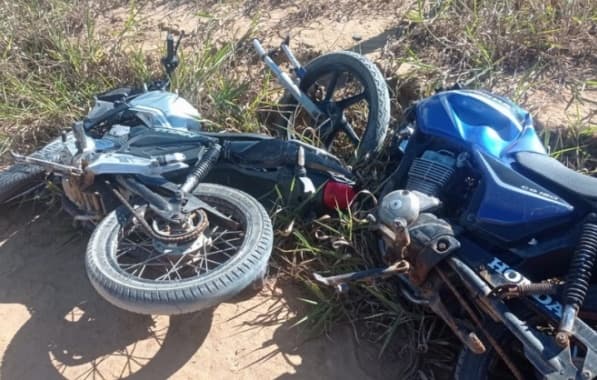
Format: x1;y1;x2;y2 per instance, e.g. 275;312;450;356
315;89;597;379
0;33;390;315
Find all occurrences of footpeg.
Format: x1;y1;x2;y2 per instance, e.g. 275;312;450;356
11;151;83;176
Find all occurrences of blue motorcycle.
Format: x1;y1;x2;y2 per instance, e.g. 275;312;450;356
315;88;597;379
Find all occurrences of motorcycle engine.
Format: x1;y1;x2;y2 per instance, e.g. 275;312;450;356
62;176;106;221
376;150;460;284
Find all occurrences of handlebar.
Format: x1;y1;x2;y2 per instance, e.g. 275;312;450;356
162;31;183;80
252;38;322;119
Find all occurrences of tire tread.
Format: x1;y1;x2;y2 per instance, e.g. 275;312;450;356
275;50;390;160
85;183;273;315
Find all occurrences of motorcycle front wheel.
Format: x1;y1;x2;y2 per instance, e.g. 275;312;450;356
272;51;390;162
85;183;273;315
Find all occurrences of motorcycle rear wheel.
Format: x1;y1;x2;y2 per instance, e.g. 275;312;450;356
272;51;390;162
85;183;273;315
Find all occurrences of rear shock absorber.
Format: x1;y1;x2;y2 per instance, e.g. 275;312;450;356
557;214;597;346
180;143;222;193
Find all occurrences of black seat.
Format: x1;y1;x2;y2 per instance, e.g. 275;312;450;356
97;87;133;103
514;151;597;201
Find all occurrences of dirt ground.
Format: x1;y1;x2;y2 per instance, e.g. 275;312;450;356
0;203;409;380
97;0;595;130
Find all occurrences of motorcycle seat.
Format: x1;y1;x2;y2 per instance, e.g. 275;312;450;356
514;151;597;201
97;87;133;103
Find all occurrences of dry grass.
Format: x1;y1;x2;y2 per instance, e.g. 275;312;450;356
382;0;596;135
1;0;596;378
401;0;596;72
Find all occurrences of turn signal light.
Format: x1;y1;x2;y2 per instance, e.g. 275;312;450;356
322;181;356;210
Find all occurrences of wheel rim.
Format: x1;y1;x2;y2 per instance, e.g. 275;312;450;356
112;198;247;282
277;66;372;161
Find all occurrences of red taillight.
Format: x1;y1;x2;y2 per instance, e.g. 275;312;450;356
323;181;356;210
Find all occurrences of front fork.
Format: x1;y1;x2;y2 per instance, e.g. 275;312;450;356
253;38;323;120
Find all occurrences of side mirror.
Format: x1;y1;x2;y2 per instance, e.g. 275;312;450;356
161;31;184;77
72;121;89;153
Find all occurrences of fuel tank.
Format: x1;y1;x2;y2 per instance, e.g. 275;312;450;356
415;89;546;159
415;90;575;244
129;91;201;131
465;150;574;244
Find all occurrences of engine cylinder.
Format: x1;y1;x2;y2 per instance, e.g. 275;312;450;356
406;150;455;197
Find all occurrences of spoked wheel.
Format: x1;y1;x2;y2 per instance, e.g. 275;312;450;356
116;209;236;282
272;51;390;162
86;183;273;315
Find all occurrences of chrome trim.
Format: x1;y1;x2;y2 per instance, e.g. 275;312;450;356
11;152;83;175
85;153;188;176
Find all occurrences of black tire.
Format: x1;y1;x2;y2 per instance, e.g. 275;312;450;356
0;164;45;203
85;183;273;315
273;51;390;160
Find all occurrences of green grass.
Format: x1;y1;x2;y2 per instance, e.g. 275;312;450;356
388;1;596;123
0;0;279;156
1;0;596;378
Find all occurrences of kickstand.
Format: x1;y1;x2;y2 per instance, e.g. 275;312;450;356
313;261;410;293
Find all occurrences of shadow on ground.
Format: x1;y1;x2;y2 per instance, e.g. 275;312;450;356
0;203;215;379
0;203;408;380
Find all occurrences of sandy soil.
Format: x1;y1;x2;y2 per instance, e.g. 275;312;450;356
95;0;595;131
0;203;409;380
98;1;407;54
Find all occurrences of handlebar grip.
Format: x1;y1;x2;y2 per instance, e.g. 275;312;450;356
166;34;174;59
253;39;266;59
